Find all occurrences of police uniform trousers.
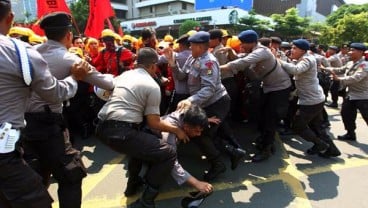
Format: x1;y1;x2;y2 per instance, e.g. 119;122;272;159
22;112;85;208
341;98;368;132
258;87;291;147
191;95;231;161
0;150;53;208
222;77;240;120
292;102;331;143
96;121;176;188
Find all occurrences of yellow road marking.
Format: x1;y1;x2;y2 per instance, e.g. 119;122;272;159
52;155;125;208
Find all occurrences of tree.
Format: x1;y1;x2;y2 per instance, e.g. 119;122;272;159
70;0;89;35
271;8;310;39
178;20;201;36
237;9;271;36
320;12;368;45
326;4;368;27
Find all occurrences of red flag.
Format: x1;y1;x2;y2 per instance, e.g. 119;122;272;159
36;0;71;18
84;0;115;38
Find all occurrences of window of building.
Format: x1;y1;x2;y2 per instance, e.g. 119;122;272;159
182;2;187;10
114;9;126;19
111;0;127;3
150;6;153;13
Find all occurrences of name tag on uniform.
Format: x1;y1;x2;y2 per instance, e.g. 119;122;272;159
0;122;20;153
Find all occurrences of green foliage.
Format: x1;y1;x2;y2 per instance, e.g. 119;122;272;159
326;4;368;27
178;20;201;36
237;9;271;35
70;0;89;35
321;12;368;45
271;8;310;39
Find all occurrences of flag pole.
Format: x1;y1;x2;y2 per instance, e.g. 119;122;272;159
71;16;82;36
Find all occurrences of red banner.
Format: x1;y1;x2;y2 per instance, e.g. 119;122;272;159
84;0;115;38
36;0;71;18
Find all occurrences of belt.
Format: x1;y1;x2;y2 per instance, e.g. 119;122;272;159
102;120;142;129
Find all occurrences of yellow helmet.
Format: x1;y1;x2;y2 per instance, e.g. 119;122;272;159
221;29;231;38
186;30;197;37
122;34;132;42
101;29;115;38
8;26;34;37
29;34;46;45
68;47;84;58
164;34;174;42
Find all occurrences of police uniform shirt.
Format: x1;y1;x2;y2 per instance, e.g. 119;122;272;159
313;53;330;71
339;58;368;100
212;44;235;79
98;68;161;123
338;52;350;66
0;35;77;128
327;53;343;67
161;111;191;185
26;40;115;113
172;49;191;94
182;52;227;108
227;43;291;93
280;53;325;105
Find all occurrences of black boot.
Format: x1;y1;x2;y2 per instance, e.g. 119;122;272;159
252;145;274;162
129;185;159;208
124;176;144;197
203;157;226;182
319;140;341;158
337;131;356;141
225;144;246;170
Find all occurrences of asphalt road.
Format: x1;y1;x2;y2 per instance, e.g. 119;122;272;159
49;105;368;208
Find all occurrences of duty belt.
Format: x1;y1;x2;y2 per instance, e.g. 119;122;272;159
102;120;142;130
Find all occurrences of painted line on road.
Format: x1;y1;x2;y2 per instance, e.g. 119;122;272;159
52;154;126;208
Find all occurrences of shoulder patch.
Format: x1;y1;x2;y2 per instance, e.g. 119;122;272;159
205;61;214;75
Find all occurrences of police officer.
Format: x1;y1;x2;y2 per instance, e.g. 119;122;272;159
324;43;368;141
96;47;189;208
0;1;87;207
168;31;246;181
220;30;292;162
326;45;344;108
278;39;341;158
21;12;115;208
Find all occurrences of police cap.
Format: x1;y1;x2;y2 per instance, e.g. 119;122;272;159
270;36;282;44
188;31;210;43
176;34;189;44
209;29;223;40
292;39;310;51
328;45;339;51
350;43;367;51
40;12;72;30
238;30;258;43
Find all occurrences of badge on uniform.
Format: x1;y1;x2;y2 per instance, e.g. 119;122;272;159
193;60;201;69
205;61;213;75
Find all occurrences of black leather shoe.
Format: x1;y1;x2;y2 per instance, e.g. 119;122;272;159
181;191;213;208
225;145;247;170
203;160;226;182
252;147;273;163
319;141;341;158
124;176;144;197
337;132;356;141
306;141;329;155
325;102;338;108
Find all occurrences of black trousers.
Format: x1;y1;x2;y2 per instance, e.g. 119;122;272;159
96;122;176;188
341;99;368;132
293;102;330;143
258;87;291;147
222;77;240;120
192;95;231;161
22;113;85;208
0;151;53;208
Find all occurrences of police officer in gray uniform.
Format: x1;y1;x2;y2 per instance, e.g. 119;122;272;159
221;30;292;162
324;43;368;141
21;12;114;208
0;1;87;207
96;47;188;208
168;31;245;181
278;39;341;158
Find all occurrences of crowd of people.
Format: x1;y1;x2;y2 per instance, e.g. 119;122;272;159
1;0;368;207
